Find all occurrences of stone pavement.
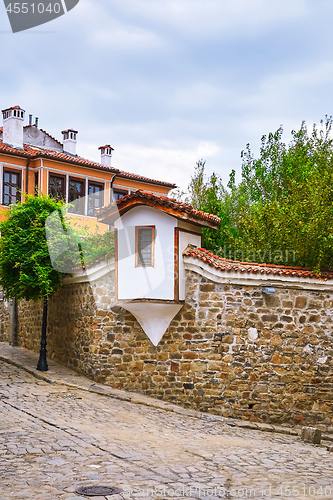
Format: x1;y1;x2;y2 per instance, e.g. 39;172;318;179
1;344;333;499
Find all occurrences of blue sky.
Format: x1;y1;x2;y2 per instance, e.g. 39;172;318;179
1;0;333;191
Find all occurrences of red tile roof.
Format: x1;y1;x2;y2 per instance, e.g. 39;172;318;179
1;105;23;112
183;245;333;281
97;190;221;228
0;140;119;173
99;144;114;150
0;137;176;187
117;172;175;188
116;170;175;188
61;128;78;134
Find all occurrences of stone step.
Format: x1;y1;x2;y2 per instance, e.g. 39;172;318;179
320;440;333;452
322;433;333;442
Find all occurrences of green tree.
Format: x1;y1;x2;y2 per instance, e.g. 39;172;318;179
0;194;115;371
238;117;333;270
187;159;209;210
185;117;333;272
0;195;65;301
0;195;67;371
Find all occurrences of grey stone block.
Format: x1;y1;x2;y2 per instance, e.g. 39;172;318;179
301;426;321;444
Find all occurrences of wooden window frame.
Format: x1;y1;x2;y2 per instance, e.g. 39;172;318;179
34;171;39;196
69;177;85;200
3;169;21;206
135;226;155;267
88;181;104;216
68;177;85;214
48;173;66;201
113;189;128;202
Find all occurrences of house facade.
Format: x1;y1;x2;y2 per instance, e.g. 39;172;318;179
96;190;220;345
0;106;175;227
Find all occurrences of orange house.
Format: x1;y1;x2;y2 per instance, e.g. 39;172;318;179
0;106;176;229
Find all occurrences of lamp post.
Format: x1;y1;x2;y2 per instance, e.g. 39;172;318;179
36;299;48;371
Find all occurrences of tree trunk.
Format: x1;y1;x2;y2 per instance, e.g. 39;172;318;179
36;299;48;371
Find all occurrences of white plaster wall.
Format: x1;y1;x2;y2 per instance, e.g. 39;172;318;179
179;231;201;300
3;117;24;149
24;127;62;152
115;206;177;300
63;139;76;155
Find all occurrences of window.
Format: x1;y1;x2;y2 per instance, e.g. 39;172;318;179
113;189;127;202
34;171;39;196
88;182;104;216
49;174;65;200
3;170;21;206
69;178;85;214
135;226;155;267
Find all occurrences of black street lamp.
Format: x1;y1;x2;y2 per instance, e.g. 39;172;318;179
36;299;48;371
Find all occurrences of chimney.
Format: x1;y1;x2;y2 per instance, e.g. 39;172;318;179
62;128;78;156
99;144;114;168
29;114;33;126
35;117;39;127
1;106;25;149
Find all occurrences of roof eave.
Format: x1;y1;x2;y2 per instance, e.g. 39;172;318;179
97;199;220;229
0;144;120;174
116;172;176;189
38;151;119;174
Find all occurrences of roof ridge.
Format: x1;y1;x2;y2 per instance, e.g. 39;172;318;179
39;127;63;146
97;190;221;227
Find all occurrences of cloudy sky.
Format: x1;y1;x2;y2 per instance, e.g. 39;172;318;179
1;0;333;191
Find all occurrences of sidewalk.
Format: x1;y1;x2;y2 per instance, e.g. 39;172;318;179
0;342;299;437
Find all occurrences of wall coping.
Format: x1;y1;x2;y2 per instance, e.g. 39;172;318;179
63;259;115;284
183;256;333;291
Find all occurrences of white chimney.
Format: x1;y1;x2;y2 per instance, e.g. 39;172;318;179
62;128;78;156
2;106;25;149
99;144;114;167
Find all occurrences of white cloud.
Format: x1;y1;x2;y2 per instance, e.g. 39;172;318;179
111;0;307;40
170;82;223;111
92;24;164;51
2;0;333;198
80;140;220;190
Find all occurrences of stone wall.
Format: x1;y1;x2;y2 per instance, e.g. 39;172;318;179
0;298;9;342
8;268;333;428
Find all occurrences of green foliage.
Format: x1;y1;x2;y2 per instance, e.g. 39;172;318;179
80;227;115;263
187;159;208;210
0;195;115;301
0;195;65;301
184;117;333;272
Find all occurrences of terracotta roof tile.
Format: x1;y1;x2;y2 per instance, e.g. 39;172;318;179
2;105;23;112
0;137;176;188
71;255;109;272
97;190;221;228
0;140;119;173
117;170;176;188
183;245;333;281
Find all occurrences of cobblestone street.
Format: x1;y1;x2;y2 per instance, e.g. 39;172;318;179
1;358;333;500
